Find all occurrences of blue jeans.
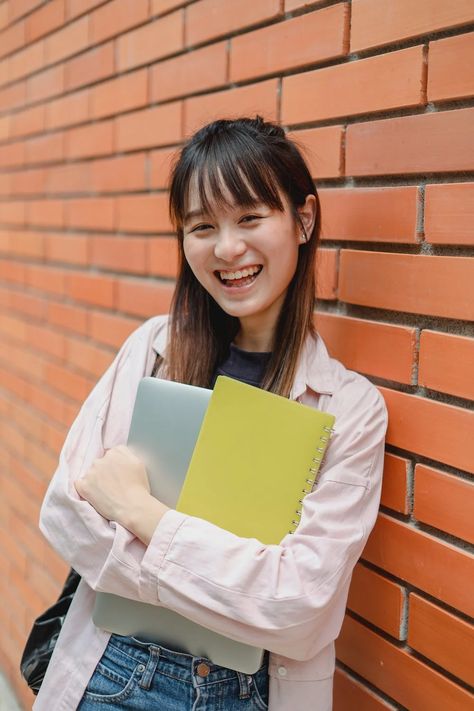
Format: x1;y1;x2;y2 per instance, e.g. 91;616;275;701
78;634;269;710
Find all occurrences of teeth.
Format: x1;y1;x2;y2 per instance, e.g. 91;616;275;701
219;265;261;280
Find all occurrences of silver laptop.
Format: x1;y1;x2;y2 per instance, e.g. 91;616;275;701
93;377;265;674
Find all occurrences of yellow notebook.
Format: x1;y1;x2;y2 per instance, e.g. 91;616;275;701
176;376;336;544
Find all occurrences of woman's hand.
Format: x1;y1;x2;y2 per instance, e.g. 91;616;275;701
75;445;170;545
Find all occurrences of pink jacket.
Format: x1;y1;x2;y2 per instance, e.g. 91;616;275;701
35;314;388;711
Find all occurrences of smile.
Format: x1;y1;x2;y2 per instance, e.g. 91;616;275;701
215;265;263;288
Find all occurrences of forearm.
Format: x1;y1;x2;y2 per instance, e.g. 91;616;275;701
121;494;170;546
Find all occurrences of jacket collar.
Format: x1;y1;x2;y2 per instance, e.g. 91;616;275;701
152;321;335;399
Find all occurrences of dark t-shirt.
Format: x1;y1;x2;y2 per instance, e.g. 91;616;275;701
211;343;272;388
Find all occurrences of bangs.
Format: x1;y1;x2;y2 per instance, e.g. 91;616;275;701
170;128;285;229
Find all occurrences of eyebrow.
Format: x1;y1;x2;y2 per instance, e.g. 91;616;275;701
184;201;266;224
184;209;209;223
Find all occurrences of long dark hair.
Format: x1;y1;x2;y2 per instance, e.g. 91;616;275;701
159;116;321;398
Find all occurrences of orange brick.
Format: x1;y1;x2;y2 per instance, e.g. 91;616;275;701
10;104;45;139
8;0;43;24
148;236;179;277
419;330;474;400
66;271;116;309
428;31;474;102
315;248;338;300
348;564;404;638
46;162;90;194
0;173;11;196
0;114;11;141
88;310;141;348
8;39;44;83
25;264;66;296
27;63;64;102
116;194;171;233
346;108;474;176
116;278;174;317
9;290;46;320
44;362;93;402
65;120;115;160
45;233;89;266
285;0;326;9
184;79;278;135
91;236;148;274
319;187;418;243
44;16;88;64
117;11;183;71
67;0;104;20
381;384;473;475
151;41;227;102
0;81;26;113
287;126;343;179
0;20;25;59
186;0;281;46
315;312;416;384
149;148;176;189
424;183;474;246
0;258;26;284
45;88;90;130
9;229;44;259
89;154;147;193
231;4;348;82
414;465;474;544
408;594;474;687
65;336;114;379
116;103;182;152
0;2;8;31
26;0;65;42
91;0;149;44
339;251;474;321
48;300;89;335
380;453;410;515
65;42;115;91
27;322;66;360
65;198;115;232
0;202;26;227
90;68;148;120
337;616;473;711
0;140;26;169
27;199;64;228
25;131;64;165
334;668;395;711
351;0;474;52
152;0;188;13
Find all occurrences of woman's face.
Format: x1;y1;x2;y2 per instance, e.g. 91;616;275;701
182;181;308;340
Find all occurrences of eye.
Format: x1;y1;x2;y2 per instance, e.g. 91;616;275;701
190;223;213;233
240;215;260;224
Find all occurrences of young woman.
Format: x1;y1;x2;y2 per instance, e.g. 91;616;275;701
35;117;388;711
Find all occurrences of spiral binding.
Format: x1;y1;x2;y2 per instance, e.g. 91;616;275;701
288;423;335;534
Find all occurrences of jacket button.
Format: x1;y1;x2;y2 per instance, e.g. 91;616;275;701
277;665;287;677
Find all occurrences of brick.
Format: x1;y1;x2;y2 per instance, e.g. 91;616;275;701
45;89;90;130
91;0;149;43
116;278;174;317
419;330;474;400
27;63;64;103
424;183;474;246
10;104;45;139
287;126;343;179
91;235;148;274
414;465;474;544
44;16;88;64
380;453;410;515
231;4;348;82
25;264;66;297
88;310;141;348
315;312;415;384
65;336;114;379
27;199;64;228
44;362;93;402
8;0;43;24
186;0;281;46
66;271;116;309
319;187;418;243
25;131;64;165
66;120;114;160
66;42;115;91
339;251;474;321
346;108;474;176
285;0;326;9
26;0;65;42
0;81;26;113
89;154;147;193
9;290;46;320
148;237;179;277
0;3;8;31
0;173;11;196
46;162;90;194
334;668;395;711
151;41;227;103
0;202;26;227
347;564;404;638
184;79;278;135
9;229;44;259
45;233;89;266
149;147;176;189
428;31;474;102
116;193;171;233
0;21;25;59
152;0;188;13
0;258;26;284
380;386;473;475
117;11;183;71
408;594;474;686
116;102;182;152
90;68;148;120
67;0;105;20
48;300;89;335
27;322;66;360
0;114;11;141
351;0;474;52
315;248;338;299
337;616;473;711
65;198;115;231
8;39;44;83
0;140;26;169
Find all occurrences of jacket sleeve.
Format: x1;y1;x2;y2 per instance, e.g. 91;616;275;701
138;377;389;661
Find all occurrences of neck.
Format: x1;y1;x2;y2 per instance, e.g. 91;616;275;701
234;317;275;352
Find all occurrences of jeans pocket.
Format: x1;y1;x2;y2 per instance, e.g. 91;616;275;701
250;666;269;711
82;658;143;703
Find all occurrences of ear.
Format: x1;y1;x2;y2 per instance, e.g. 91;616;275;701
297;194;317;244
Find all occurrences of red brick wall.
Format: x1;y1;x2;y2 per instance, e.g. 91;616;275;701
0;1;473;709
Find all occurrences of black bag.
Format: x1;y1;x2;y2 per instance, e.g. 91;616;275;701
20;568;81;694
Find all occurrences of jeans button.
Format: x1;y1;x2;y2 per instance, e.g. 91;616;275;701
196;662;210;677
137;664;146;673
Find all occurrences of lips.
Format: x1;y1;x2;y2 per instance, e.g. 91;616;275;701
215;265;263;283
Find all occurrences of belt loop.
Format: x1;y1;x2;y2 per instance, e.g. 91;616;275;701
236;671;251;699
138;647;160;690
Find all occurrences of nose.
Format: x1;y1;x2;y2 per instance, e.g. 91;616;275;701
213;228;247;263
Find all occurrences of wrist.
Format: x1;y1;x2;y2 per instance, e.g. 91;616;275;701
122;494;170;545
